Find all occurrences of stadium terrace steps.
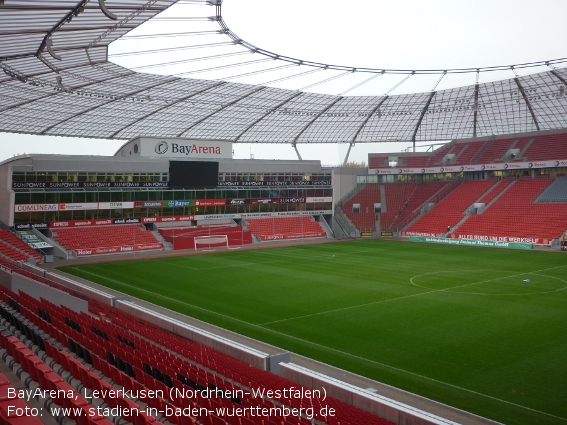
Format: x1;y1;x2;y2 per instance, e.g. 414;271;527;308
476;179;514;206
341;182;455;233
476;137;516;163
426;144;455;166
0;230;41;264
245;217;326;241
454;178;566;241
405;181;494;235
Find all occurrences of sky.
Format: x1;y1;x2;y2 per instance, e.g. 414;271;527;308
2;0;567;165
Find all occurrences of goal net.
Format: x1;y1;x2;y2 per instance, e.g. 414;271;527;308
194;234;229;251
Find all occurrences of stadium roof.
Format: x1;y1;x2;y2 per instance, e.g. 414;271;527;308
1;0;567;149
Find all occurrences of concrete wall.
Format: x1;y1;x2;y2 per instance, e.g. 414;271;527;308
0;164;14;227
332;167;364;204
11;273;89;314
45;272;114;305
0;267;12;288
279;363;460;425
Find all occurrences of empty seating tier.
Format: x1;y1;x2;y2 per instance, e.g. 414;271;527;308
0;230;41;264
245;217;326;241
160;225;253;249
405;181;495;236
0;267;396;425
454;179;566;241
523;133;567;161
53;224;162;255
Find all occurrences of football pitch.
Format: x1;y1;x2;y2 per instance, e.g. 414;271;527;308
59;240;567;425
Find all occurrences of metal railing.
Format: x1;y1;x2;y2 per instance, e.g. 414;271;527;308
333;205;360;238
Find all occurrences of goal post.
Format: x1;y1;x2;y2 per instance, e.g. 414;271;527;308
194;235;229;251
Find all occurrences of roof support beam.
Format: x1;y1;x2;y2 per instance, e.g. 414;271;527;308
0;73;126;115
110;81;226;138
472;83;479;138
234;91;303;142
411;91;436;151
350;96;389;144
40;78;177;135
550;69;567;88
514;78;540;131
291;97;344;145
177;86;266;138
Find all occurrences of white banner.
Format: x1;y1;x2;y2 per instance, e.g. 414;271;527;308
98;202;134;210
59;202;98;211
15;204;59;213
370;159;567;175
306;197;333;203
197;210;332;220
140;137;232;159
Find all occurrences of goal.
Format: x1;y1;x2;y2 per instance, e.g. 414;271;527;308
194;235;229;251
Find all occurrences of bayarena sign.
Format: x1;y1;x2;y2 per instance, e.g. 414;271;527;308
138;137;232;159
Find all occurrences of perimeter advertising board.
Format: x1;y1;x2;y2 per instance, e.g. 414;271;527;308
139;137;232;159
370;159;567;175
409;236;533;249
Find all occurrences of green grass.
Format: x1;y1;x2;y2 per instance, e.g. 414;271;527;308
58;240;567;425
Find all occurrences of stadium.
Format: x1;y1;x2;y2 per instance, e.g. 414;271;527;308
0;1;567;425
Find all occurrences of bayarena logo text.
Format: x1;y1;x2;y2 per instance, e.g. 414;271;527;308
155;141;168;155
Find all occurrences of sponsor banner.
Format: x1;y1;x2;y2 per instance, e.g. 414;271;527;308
140;137;232;159
75;242;164;256
217;180;332;187
198;210;332;220
17;216;195;229
277;197;305;204
12;181;169;189
195;199;226;207
16;231;53;249
306;197;332;203
381;231;394;237
112;218;141;225
402;231;440;237
29;242;52;249
453;234;548;245
409;236;533;249
361;232;374;237
164;200;194;208
98;202;135;210
228;199;249;205
134;201;163;208
250;198;274;205
15;204;59;213
370;158;567;175
51;219;114;228
59;203;98;211
141;216;194;223
14;222;49;230
260;232;326;241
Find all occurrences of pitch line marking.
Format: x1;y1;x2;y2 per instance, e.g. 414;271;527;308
259;264;567;326
73;269;567;422
411;270;567;295
152;248;382;271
